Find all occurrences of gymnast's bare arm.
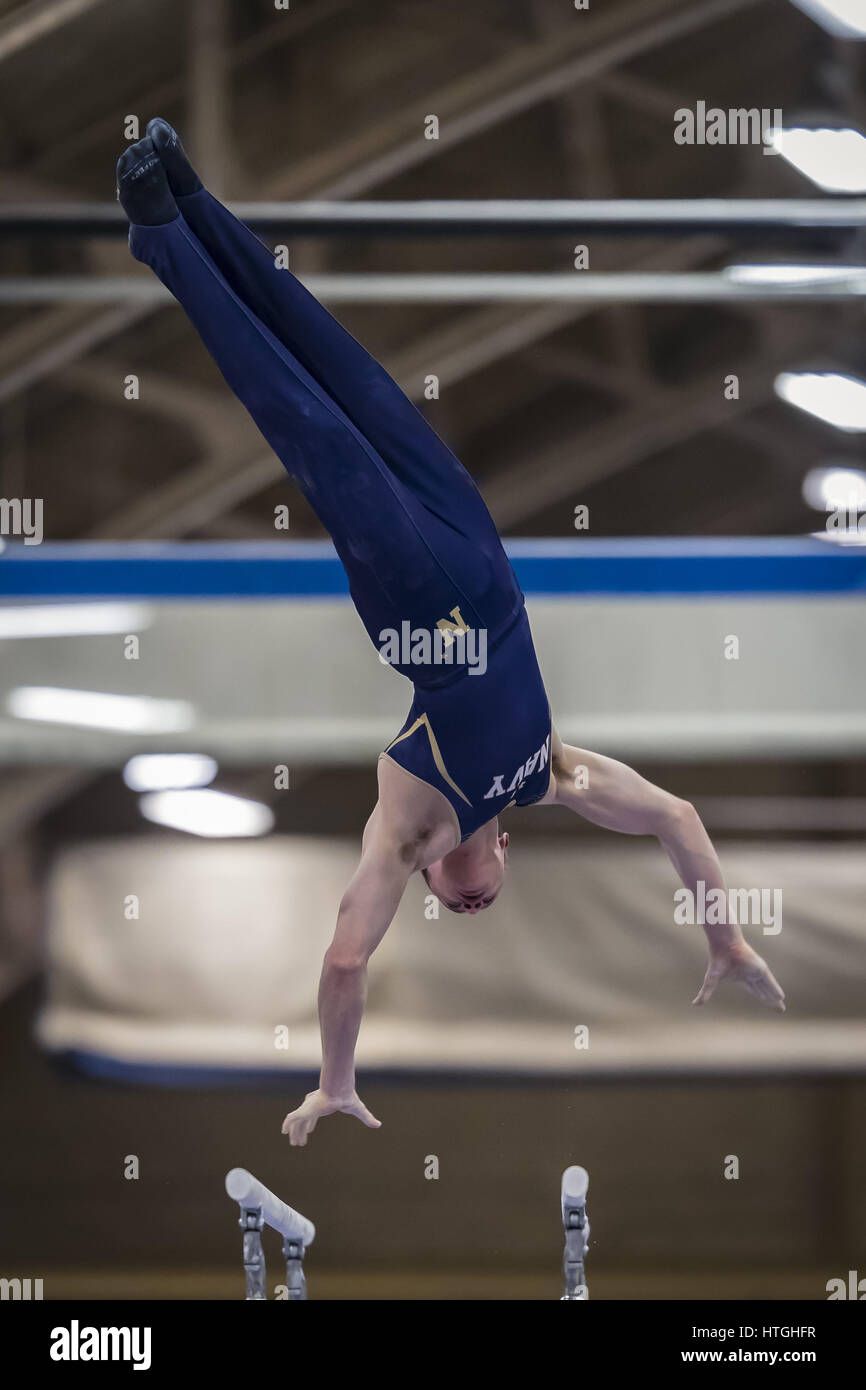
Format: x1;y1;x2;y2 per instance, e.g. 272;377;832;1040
282;756;458;1146
541;731;785;1012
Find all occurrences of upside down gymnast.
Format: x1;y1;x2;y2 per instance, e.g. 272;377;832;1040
117;122;785;1147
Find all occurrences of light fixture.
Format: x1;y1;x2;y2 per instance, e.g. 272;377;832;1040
123;753;218;792
802;465;866;511
139;789;274;838
775;371;866;432
768;126;866;192
0;602;153;640
724;264;865;287
7;687;195;733
788;0;866;40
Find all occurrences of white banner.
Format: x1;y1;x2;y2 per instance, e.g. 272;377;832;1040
38;835;866;1076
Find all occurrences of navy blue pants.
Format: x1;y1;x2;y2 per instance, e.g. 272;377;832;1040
130;193;523;687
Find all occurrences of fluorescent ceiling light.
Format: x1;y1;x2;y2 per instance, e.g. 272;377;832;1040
139;789;274;838
7;687;195;732
802;465;866;510
123;753;218;792
724;264;865;287
788;0;866;39
775;371;866;432
0;602;153;640
769;126;866;192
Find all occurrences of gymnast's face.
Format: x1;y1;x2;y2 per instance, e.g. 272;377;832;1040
423;830;510;914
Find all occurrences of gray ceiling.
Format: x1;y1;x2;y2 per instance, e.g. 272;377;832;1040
0;0;863;546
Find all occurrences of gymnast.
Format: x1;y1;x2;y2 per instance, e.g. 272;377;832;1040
117;122;785;1147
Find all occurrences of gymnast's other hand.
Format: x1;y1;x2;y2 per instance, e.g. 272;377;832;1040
281;1088;382;1146
692;939;786;1012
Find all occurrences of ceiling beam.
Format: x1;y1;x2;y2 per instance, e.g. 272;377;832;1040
0;303;156;406
188;0;232;196
265;0;763;198
62;361;244;454
28;0;355;176
0;0;771;424
87;235;725;539
531;0;651;388
0;0;354;410
483;321;831;529
0;0;107;64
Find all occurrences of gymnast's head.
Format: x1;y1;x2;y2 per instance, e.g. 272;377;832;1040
421;821;510;914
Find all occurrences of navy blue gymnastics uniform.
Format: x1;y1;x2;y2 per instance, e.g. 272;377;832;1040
130;193;552;839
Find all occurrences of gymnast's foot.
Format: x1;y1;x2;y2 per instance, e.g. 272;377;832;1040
147;117;203;198
116;136;178;226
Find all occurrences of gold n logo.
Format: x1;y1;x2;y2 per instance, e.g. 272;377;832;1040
436;605;470;648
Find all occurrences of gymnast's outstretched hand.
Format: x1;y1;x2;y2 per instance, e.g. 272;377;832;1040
281;1088;382;1146
692;939;786;1012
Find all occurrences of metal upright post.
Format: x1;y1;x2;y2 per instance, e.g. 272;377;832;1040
282;1236;308;1301
561;1165;590;1301
239;1205;267;1301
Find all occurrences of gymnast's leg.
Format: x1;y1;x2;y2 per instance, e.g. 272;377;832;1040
115;137;504;659
117;134;522;651
143;118;497;538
